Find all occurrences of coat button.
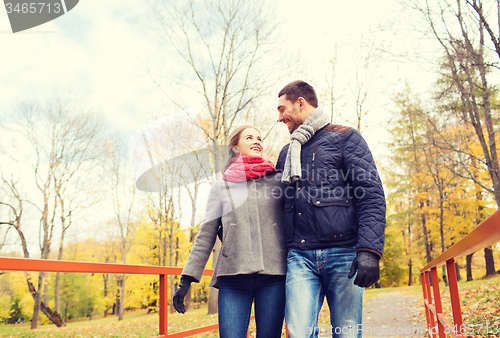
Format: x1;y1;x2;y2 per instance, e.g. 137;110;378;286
334;235;337;238
301;239;305;243
310;178;315;183
340;234;343;237
315;201;320;205
346;200;349;203
298;213;302;216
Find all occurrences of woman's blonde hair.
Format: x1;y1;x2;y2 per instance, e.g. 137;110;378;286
224;125;260;170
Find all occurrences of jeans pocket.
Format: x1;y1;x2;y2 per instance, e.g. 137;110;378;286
286;248;297;263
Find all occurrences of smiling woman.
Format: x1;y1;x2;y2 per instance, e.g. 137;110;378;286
228;125;263;158
234;128;263;157
172;124;288;338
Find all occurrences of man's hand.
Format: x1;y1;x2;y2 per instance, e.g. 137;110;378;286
173;275;196;314
348;251;380;288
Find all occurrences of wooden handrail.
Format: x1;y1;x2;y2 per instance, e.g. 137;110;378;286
421;208;500;272
420;208;500;338
0;256;219;337
0;256;213;276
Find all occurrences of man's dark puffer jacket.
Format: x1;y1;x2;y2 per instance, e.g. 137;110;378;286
276;124;386;258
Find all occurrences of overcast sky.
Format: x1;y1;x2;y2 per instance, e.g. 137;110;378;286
1;0;435;136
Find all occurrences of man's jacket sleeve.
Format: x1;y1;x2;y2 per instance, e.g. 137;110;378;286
343;129;386;258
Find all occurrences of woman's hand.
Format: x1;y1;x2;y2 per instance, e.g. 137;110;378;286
173;275;197;314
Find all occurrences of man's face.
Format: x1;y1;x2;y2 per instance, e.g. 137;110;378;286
277;95;303;134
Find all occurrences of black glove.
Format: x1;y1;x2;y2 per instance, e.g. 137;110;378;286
348;251;380;288
173;275;196;314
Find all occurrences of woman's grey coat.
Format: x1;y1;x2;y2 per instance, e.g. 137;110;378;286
181;172;287;288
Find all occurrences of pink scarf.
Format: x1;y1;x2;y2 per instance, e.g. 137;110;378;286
223;155;277;182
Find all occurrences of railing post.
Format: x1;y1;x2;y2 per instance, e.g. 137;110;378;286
430;267;445;338
425;271;437;338
421;272;432;336
446;258;464;336
159;274;168;337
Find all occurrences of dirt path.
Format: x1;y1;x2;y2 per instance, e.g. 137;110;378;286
361;291;427;338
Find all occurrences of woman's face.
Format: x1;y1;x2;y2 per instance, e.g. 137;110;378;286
235;128;262;157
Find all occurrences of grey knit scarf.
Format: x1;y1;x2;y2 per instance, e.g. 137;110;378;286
281;107;330;184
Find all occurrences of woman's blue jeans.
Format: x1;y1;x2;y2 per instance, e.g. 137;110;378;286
218;273;286;338
285;247;364;338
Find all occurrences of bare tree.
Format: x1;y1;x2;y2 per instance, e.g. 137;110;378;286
131;114;202;313
0;97;104;328
466;0;500;63
53;145;103;317
348;36;382;132
0;192;13;252
325;56;340;124
150;0;279;166
104;135;137;320
313;46;343;125
420;120;459;285
412;0;498;276
149;0;280;313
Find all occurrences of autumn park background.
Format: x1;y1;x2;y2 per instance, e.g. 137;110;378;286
1;0;500;336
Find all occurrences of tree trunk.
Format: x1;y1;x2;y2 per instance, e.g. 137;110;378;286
115;281;120;317
455;261;461;282
441;265;448;287
43;279;48;305
103;274;109;317
466;253;473;281
408;258;413;286
185;229;196;312
19;237;64;328
119;275;125;321
163;233;168;270
54;189;69;319
438;189;448;287
484;246;496;276
119;238;127;321
30;273;43;329
54;241;65;317
421;201;432;263
207;287;219;315
185;288;192;312
207;240;221;315
169;206;176;314
26;272;65;328
55;272;61;315
442;271;448;286
169;275;176;314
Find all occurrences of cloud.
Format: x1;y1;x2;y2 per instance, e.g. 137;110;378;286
0;0;165;134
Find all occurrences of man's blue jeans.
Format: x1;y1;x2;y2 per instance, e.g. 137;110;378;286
285;247;363;338
218;273;286;338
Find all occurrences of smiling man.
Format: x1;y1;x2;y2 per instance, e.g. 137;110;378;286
276;80;386;338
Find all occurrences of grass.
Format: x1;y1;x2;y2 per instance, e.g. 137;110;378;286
0;305;219;338
2;276;499;337
364;283;422;300
438;274;500;337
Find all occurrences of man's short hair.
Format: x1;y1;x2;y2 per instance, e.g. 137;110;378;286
278;80;318;108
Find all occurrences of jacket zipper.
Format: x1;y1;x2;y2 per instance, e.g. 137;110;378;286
311;147;318;183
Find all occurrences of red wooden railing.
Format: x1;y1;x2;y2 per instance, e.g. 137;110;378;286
0;257;257;337
420;209;500;338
